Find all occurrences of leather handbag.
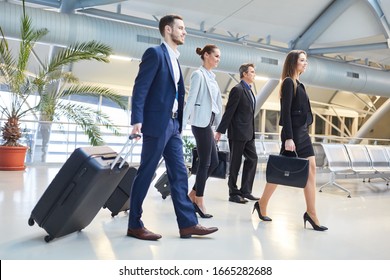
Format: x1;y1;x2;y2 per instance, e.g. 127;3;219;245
191;147;229;179
266;151;309;188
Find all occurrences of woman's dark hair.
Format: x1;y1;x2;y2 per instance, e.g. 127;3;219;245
195;44;219;60
280;50;307;97
281;50;307;80
159;15;183;36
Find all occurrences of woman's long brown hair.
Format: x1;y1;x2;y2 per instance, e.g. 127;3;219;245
280;50;306;97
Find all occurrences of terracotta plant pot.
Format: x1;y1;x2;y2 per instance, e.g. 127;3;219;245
0;146;28;171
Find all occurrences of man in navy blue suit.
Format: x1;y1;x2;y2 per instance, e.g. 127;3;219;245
127;15;218;240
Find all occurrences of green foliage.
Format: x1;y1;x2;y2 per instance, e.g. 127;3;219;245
0;0;127;146
182;135;196;163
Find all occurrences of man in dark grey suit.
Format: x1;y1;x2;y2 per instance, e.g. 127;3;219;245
215;63;259;203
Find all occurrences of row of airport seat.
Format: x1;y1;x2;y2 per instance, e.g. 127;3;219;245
255;140;281;163
254;141;390;198
316;143;390;197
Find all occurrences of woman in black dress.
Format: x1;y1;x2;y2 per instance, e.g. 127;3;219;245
253;50;328;231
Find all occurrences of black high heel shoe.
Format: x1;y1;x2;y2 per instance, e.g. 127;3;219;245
193;203;213;218
252;202;272;221
303;212;328;231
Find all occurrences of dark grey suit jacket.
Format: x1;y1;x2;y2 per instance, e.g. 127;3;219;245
216;81;255;141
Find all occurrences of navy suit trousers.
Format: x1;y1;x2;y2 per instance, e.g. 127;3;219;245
128;118;198;230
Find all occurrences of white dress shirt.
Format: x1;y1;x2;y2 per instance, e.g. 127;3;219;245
163;42;180;113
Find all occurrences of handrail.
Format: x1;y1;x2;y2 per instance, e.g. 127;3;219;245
2;118;390;164
254;131;390;145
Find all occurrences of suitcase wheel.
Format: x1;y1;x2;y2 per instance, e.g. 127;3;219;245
161;191;171;199
28;217;35;226
111;212;118;217
44;235;53;243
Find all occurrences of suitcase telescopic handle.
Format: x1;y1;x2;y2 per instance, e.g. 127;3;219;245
129;133;142;140
110;134;142;169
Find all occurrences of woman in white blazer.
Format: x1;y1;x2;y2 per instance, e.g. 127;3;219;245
182;44;222;218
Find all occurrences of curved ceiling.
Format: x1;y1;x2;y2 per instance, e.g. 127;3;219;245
15;0;390;68
1;0;390;139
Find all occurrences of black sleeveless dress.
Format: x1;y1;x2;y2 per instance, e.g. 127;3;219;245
281;119;314;158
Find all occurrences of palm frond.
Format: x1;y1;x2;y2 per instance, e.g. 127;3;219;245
13;79;39;118
18;14;48;76
60;84;128;110
60;72;79;84
55;102;104;145
0;27;18;85
1;0;119;147
0;54;17;84
43;41;112;77
1;75;38;120
33;70;79;94
94;110;122;137
38;94;57;121
54;102;122;146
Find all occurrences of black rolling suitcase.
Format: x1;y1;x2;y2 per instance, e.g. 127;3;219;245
154;170;171;199
104;142;160;216
28;138;135;242
103;135;140;217
104;168;160;217
154;164;191;199
103;167;137;217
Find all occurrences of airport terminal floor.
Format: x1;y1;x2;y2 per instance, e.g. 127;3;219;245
1;163;390;260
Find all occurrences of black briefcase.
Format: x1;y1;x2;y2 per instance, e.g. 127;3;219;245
191;147;229;179
266;152;309;188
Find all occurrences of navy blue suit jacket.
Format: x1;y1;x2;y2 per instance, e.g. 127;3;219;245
131;43;185;136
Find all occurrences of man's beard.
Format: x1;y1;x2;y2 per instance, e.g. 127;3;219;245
171;34;184;45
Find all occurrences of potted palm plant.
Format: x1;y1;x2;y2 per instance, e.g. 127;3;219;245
0;1;127;170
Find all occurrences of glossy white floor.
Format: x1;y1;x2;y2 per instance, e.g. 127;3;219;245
1;163;390;260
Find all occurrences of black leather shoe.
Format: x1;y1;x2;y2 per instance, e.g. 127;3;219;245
127;227;162;240
179;224;218;238
229;195;248;204
242;193;260;200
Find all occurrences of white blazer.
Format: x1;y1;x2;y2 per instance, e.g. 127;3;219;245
182;67;222;128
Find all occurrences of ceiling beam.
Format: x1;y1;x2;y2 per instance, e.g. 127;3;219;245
24;0;126;9
205;0;255;33
352;98;390;141
77;8;290;53
24;0;60;8
292;0;356;50
59;0;78;13
366;0;390;39
307;42;389;55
